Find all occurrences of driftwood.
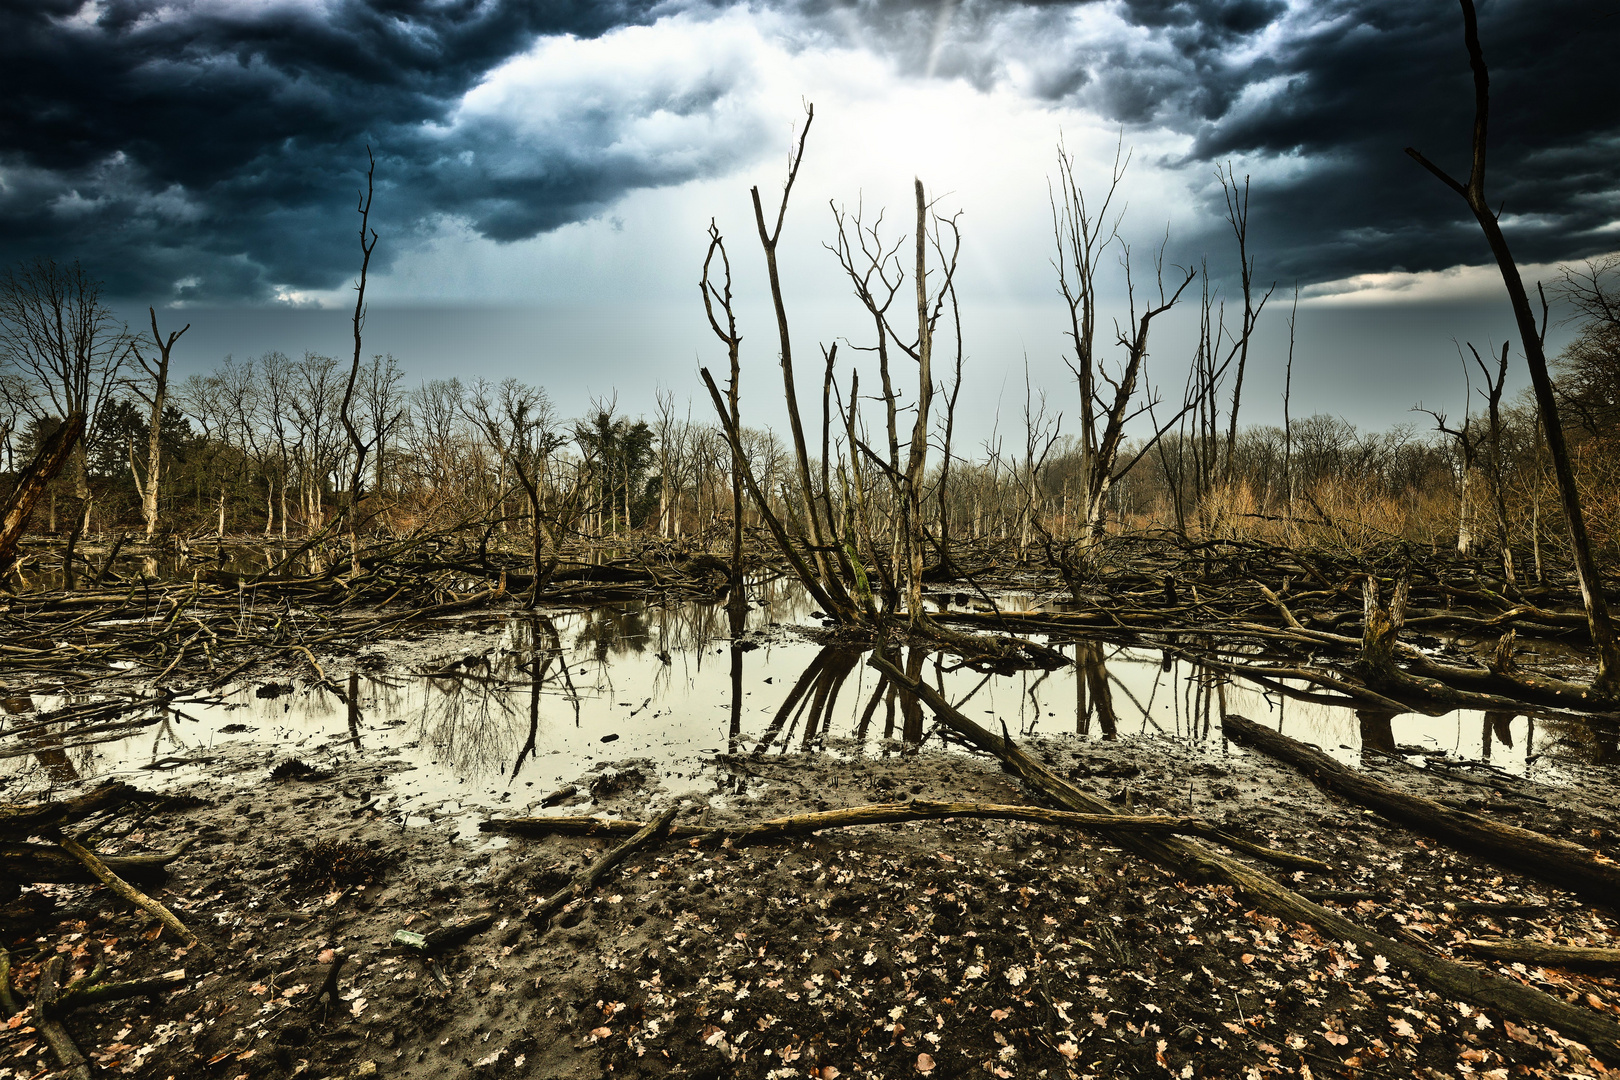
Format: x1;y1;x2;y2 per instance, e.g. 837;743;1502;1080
869;650;1620;1058
1;838;189;885
51;968;187;1014
528;803;681;928
58;835;205;955
484;799;1327;872
1221;712;1620;908
396;912;497;955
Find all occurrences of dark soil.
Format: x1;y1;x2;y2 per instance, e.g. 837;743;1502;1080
5;734;1620;1080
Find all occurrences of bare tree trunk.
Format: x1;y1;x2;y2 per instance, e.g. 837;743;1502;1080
130;309;188;540
749;107;856;621
0;413;85;576
338;148;379;577
1407;0;1620;694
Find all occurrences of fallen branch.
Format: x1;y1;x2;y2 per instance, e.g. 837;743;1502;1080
528;803;681;928
0;781;136;834
1462;939;1620;973
58;835;206;955
484;800;1326;871
51;968;187;1014
395;912;497;955
1;839;190;885
33;955;91;1080
869;649;1620;1058
1222;712;1620;909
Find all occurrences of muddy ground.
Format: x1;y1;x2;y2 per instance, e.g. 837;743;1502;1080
6;727;1620;1080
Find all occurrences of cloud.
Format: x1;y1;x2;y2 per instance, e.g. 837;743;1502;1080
794;0;1620;287
0;0;1613;303
0;0;748;301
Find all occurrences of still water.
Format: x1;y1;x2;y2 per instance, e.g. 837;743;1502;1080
2;581;1586;834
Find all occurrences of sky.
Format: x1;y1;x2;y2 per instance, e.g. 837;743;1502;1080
3;0;1617;445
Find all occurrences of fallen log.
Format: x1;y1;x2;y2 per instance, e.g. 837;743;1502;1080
395;911;497;955
1;839;189;884
51;968;187;1014
1221;712;1620;908
868;650;1620;1059
528;803;681;928
483;800;1326;871
0;780;136;834
1462;939;1620;973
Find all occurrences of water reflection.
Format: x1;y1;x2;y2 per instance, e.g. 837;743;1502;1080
9;587;1615;820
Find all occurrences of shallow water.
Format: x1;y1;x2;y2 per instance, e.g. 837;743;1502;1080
2;581;1592;834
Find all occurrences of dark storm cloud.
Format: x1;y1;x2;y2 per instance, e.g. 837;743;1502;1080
0;0;742;301
1179;0;1620;286
814;0;1617;285
2;0;1613;302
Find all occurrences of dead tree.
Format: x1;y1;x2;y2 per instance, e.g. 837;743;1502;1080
464;379;572;604
338;147;380;574
700;221;747;597
0;259;128;533
1051;143;1196;544
1406;0;1620;695
127;308;189;539
1467;340;1515;582
0;412;84;578
1216;165;1274;482
748;106;858;622
1415;377;1484;558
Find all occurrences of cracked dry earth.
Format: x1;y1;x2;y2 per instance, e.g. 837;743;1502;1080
6;733;1620;1080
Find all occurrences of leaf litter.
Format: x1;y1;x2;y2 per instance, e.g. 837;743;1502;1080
5;728;1620;1079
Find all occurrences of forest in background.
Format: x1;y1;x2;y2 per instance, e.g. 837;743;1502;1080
0;251;1615;577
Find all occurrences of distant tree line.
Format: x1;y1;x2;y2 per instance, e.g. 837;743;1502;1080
0;256;1615;580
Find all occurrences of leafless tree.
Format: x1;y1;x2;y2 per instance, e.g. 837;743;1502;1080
127;308;189;538
339;147;380;570
1051;144;1195;545
1406;0;1620;694
0;258;129;531
464;378;571;603
1216;164;1275;481
700;220;746;592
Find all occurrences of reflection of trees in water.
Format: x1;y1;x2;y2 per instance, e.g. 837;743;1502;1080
412;615;581;782
1072;642;1118;739
571;604;650;663
1355;709;1398;757
746;645;937;757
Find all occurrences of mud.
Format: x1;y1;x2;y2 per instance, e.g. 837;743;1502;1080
7;724;1620;1080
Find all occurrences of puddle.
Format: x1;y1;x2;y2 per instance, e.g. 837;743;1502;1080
3;584;1598;835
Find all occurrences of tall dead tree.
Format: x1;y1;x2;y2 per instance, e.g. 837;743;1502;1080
1051;143;1195;544
338;148;380;573
1216;164;1274;482
700;221;747;598
1406;0;1620;695
749;106;858;622
127;308;189;539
